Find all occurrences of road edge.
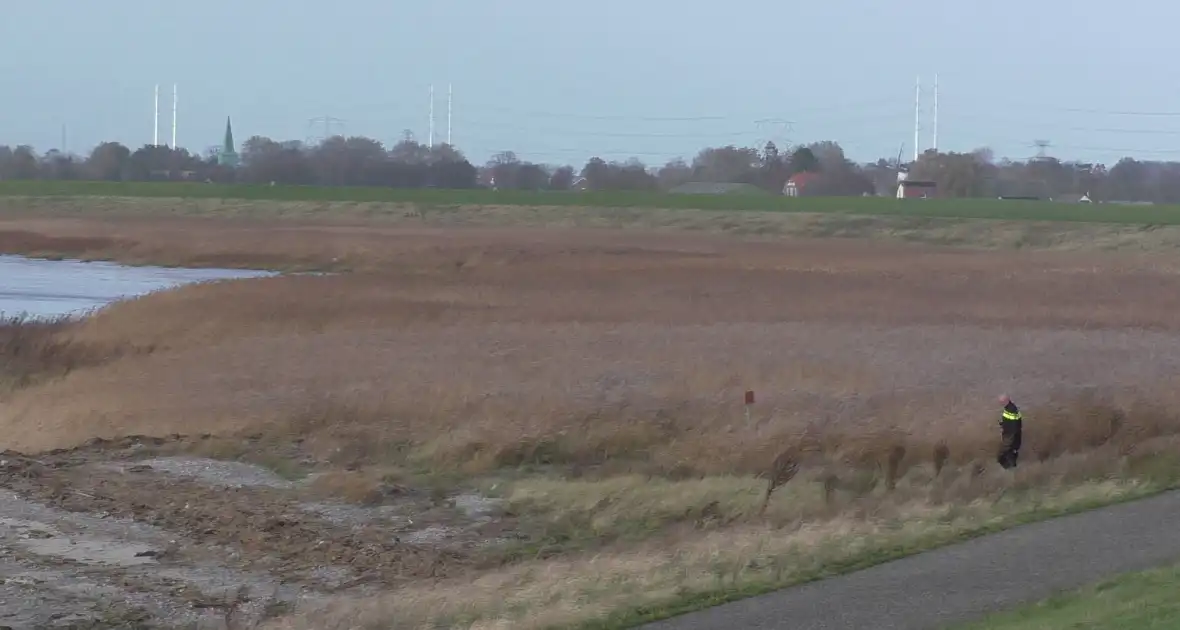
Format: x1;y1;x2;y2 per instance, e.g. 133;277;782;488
563;479;1180;630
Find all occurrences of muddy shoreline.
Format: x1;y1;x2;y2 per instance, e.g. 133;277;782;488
0;436;507;628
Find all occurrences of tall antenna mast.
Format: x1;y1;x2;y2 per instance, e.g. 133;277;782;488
153;84;160;146
428;84;435;149
171;83;178;149
447;83;453;146
913;75;921;161
932;73;939;152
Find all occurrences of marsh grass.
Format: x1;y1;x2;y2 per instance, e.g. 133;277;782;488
6;218;1180;628
0;314;124;395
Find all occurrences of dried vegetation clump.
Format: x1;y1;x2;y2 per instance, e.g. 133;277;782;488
0;314;128;393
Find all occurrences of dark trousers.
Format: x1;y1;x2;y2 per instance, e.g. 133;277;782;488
998;421;1023;469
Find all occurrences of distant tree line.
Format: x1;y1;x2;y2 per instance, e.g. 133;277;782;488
1;131;1176;202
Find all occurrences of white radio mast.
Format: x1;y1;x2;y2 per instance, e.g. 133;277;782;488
447;83;453;146
171;83;178;149
933;73;939;152
428;84;435;149
913;76;921;162
153;84;160;146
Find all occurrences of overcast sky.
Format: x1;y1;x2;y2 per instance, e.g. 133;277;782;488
5;0;1180;167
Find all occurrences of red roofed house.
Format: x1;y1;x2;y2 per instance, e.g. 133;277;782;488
782;171;820;197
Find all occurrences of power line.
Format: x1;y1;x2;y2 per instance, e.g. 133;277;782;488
1069;126;1180;135
1049;144;1180;156
944;110;1180;135
307;115;346;144
334;96;1180;165
337;96;907;123
448;118;761;139
1050;106;1180;117
462;98;906;121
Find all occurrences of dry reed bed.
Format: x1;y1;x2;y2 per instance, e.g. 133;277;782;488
7;318;1180;474
6;227;1180;471
7;218;1180;627
39;249;1180;355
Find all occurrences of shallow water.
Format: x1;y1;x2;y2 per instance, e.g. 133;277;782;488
0;517;159;566
0;255;273;319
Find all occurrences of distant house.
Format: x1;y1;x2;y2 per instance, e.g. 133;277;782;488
1053;193;1093;203
670;182;767;195
896;179;937;199
782;171;820;197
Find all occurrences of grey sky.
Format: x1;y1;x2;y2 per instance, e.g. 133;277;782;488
5;0;1180;167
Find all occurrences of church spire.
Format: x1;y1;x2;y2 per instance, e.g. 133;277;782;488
223;117;235;154
217;116;239;167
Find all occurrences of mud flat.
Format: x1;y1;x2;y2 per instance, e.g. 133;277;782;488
0;436;511;628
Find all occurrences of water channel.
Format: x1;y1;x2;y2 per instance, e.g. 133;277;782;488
0;255;273;319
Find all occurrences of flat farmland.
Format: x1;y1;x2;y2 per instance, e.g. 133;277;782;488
3;206;1180;628
6;180;1180;225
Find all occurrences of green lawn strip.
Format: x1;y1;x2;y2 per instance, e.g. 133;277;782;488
559;476;1180;630
2;181;1180;224
955;564;1180;630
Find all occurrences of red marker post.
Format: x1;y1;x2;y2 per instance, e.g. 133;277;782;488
744;390;755;424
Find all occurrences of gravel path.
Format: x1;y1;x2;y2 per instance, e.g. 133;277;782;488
641;490;1180;630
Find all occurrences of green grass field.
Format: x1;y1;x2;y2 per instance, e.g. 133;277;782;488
3;180;1180;224
959;564;1180;629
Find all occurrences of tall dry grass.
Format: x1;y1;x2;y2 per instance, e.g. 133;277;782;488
0;315;126;394
7;216;1180;627
5;226;1180;477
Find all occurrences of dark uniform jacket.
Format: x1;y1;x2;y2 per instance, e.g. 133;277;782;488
1001;401;1022;424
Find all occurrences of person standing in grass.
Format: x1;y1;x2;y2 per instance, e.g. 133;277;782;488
997;394;1023;469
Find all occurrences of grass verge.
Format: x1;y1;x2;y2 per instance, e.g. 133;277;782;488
266;448;1180;630
4;180;1180;223
957;563;1180;630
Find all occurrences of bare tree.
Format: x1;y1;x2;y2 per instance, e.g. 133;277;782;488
691;145;761;183
656;158;693;191
549;165;576;190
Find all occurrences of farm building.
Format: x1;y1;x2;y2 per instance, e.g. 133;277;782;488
895;170;937;198
782;172;820;197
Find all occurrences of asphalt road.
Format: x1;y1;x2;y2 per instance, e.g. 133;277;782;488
640;490;1180;630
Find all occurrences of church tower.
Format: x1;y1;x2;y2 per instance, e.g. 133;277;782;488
217;117;239;167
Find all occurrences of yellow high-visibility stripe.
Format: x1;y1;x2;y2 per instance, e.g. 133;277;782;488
1002;410;1022;421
